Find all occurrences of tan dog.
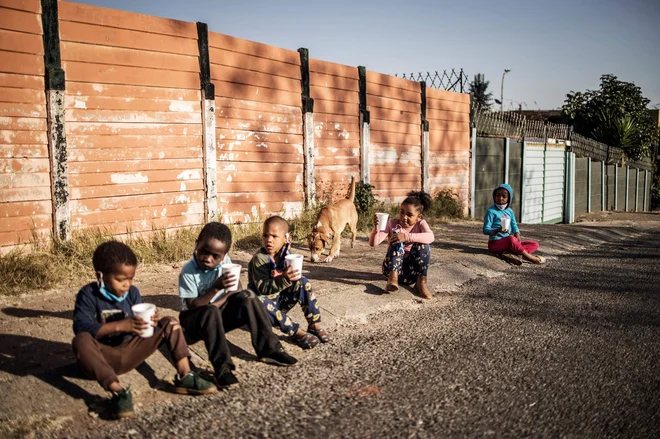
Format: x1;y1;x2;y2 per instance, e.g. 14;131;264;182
308;176;358;263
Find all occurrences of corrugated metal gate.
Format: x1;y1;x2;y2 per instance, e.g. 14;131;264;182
521;141;565;224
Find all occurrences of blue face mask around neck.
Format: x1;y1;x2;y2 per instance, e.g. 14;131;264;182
97;273;128;303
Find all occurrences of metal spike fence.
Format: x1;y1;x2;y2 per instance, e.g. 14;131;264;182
395;69;468;93
471;103;654;171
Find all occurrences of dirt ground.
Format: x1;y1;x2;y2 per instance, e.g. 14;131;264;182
1;213;658;438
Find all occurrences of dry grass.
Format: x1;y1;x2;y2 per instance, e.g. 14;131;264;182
0;227;201;296
0;195;465;296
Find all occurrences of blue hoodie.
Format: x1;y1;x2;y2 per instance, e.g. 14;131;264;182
483;183;519;240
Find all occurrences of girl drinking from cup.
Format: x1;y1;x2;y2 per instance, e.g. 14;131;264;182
483;184;545;265
369;191;435;299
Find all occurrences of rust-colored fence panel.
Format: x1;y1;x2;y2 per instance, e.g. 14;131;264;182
0;2;475;251
209;32;303;223
367;71;422;201
426;87;470;209
59;2;205;235
0;0;51;248
309;59;359;203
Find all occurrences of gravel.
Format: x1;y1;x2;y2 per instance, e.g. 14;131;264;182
65;230;660;439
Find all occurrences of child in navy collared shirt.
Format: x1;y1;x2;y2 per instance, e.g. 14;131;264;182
72;241;216;419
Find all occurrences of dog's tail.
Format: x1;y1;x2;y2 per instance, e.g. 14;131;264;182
346;175;356;202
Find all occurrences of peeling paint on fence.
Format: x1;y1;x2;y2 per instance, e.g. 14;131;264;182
0;1;473;251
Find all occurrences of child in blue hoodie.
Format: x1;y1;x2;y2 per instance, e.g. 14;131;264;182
483;184;545;264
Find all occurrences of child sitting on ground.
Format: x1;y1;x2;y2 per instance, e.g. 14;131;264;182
483;183;546;265
248;216;332;350
369;190;435;299
178;222;298;389
72;241;216;419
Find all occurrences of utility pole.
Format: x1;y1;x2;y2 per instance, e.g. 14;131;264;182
500;69;510;112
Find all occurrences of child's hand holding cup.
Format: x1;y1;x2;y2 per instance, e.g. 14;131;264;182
375;213;389;231
220;263;242;291
285;254;304;281
500;216;511;233
131;303;157;338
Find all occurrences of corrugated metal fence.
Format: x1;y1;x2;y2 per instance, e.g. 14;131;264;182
472;108;654;225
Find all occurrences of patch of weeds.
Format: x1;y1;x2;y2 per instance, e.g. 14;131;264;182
426;190;464;224
354;182;398;232
230;222;264;251
0;226;202;296
288;205;324;243
0;250;65;296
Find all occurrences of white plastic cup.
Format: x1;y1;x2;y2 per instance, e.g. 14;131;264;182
221;263;242;292
501;216;511;231
131;303;156;338
285;254;304;273
376;213;389;231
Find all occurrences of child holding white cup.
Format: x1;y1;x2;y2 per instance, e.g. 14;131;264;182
178;222;299;389
248;215;331;349
483;184;545;264
72;241;216;419
369;191;435;299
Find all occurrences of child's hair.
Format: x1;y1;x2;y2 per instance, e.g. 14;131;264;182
402;190;433;214
197;222;233;249
92;241;138;274
264;215;289;232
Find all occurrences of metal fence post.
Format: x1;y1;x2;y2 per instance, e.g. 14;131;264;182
298;48;316;208
644;170;649;211
470;127;477;219
635;168;640;212
601;161;605;211
587;159;591;213
625;166;630;211
614;166;618;211
42;0;70;241
520;139;526;222
420;81;429;193
197;23;218;222
504;137;510;184
358;66;370;185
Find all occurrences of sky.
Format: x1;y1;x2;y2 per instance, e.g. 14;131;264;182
73;0;660;110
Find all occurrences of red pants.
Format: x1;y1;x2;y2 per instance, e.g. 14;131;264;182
488;235;539;255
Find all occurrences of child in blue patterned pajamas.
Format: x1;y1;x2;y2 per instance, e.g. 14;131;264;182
369;191;435;299
248;216;332;349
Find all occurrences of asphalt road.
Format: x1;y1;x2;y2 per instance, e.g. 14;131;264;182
75;229;660;439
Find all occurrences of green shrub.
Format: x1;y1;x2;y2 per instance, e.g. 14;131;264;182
427;190;464;221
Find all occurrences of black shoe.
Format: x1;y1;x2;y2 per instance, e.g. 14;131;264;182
215;371;239;389
110;387;134;419
260;349;298;367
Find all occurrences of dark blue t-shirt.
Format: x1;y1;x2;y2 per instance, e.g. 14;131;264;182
73;282;143;346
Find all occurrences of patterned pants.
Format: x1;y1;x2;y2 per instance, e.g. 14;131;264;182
259;277;321;336
382;243;431;285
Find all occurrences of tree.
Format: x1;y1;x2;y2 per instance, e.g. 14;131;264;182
469;73;493;110
562;74;660;160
